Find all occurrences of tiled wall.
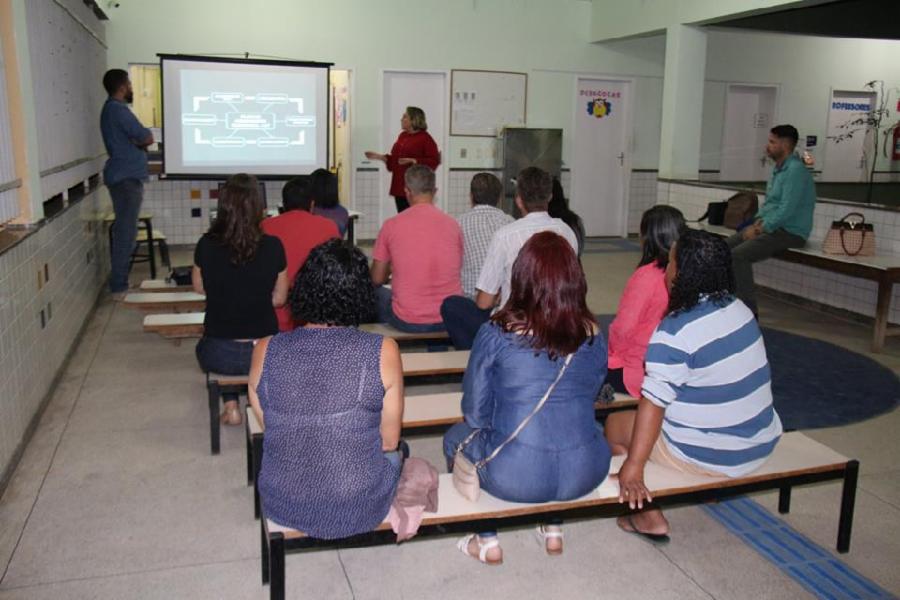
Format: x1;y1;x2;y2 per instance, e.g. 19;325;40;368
627;171;659;234
660;180;900;324
0;188;108;481
141;178;287;246
142;168;686;244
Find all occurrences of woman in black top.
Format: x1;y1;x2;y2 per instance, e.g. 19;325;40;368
193;173;289;426
549;177;586;258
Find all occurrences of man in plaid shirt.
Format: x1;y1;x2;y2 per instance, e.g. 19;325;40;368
457;173;513;298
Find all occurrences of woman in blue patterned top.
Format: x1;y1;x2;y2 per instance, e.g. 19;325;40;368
248;239;404;539
605;230;782;544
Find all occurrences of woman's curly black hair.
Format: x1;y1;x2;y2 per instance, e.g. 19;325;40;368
289;239;376;326
667;229;735;315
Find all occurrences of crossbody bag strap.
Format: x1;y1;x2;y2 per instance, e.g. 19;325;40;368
475;353;573;469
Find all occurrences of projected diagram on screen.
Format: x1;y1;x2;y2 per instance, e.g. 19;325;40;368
176;68;319;168
182;92;315;148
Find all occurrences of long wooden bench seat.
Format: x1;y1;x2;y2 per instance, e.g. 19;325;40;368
143;311;451;343
244;392;639;517
695;222;900;352
206;351;469;454
140;278;192;292
259;431;858;600
124;292;206;313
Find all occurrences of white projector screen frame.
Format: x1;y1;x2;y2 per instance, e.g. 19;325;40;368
159;54;332;179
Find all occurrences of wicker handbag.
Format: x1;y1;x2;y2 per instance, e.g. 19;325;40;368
822;212;875;257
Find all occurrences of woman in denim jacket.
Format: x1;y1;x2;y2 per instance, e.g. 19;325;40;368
443;231;612;565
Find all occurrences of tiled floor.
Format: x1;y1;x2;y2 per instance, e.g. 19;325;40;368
0;245;898;599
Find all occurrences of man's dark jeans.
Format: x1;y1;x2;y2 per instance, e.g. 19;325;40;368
727;228;805;314
108;178;144;293
440;295;491;350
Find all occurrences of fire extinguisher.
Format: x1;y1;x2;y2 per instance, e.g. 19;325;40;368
893;124;900;161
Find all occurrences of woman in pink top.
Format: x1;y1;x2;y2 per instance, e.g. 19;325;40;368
606;206;685;397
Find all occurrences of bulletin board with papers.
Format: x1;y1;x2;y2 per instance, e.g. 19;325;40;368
450;69;527;137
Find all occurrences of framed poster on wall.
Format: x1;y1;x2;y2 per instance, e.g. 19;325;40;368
450;69;527;137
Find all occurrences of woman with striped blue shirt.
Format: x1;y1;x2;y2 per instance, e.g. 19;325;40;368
605;230;782;543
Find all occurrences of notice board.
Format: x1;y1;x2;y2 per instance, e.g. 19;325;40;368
450;69;527;137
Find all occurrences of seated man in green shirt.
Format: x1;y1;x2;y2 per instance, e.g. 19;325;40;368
728;124;816;315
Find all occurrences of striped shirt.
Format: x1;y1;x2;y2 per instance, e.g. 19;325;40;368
458;205;514;298
641;297;782;477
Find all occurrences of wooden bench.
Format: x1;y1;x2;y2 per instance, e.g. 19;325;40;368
696;223;900;352
144;311;450;343
140;279;192;293
258;432;858;600
124;292;207;313
206;351;469;454
244;392;639;518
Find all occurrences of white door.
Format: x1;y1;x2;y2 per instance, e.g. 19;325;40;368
330;69;352;204
571;78;631;237
381;71;447;224
824;90;877;182
720;85;777;181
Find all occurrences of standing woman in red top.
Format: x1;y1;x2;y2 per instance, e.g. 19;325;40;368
365;106;441;213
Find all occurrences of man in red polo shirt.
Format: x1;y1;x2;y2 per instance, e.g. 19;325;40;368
370;165;462;332
262;178;339;331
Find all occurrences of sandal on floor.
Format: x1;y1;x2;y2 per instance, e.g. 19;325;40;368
456;534;503;566
618;515;670;546
220;407;243;426
535;525;564;556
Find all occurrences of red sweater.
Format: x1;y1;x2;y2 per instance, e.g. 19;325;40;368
261;210;339;331
386;130;441;197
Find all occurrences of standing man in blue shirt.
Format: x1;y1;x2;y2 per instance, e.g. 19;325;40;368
727;124;816;315
100;69;154;296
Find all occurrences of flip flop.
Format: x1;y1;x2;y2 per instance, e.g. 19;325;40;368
618;515;670;545
535;525;564;556
456;534;503;566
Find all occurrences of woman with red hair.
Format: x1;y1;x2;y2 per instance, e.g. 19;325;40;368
443;232;611;565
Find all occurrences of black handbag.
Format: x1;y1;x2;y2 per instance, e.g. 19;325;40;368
168;266;192;285
697;201;727;226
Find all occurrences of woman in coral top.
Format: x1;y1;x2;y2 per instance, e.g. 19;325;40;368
605;206;685;397
365;106;441;213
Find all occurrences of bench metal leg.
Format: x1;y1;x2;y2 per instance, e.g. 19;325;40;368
245;416;253;485
837;460;859;553
208;381;221;455
144;220;157;280
778;485;791;514
261;518;270;585
269;532;286;600
253;434;263;519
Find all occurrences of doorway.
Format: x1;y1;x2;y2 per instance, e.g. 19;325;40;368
381;70;448;224
330;69;351;206
824;89;877;182
571;78;632;237
720;84;778;181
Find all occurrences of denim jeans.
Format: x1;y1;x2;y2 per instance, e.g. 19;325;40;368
108;178;144;293
443;423;562;537
375;286;445;333
195;337;255;404
440;295;491;350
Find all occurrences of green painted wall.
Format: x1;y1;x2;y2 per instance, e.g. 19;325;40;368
105;0;667;169
591;0;820;42
104;1;900;177
701;29;900;174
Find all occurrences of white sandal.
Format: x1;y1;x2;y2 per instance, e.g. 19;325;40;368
536;525;564;556
456;534;503;565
